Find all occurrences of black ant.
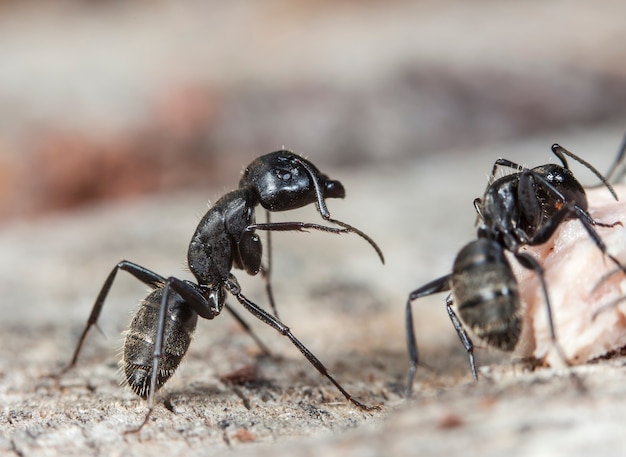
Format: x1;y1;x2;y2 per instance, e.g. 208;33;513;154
405;143;626;397
62;150;384;430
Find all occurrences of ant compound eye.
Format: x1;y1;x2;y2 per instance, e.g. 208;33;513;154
276;169;292;181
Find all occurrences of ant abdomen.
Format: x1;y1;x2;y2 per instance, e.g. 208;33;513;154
122;288;198;399
452;239;522;352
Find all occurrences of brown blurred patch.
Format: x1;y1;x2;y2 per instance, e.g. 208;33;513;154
9;85;233;219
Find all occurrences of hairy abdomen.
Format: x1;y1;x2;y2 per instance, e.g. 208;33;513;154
122;287;198;399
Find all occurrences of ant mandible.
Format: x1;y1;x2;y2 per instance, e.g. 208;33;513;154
405;143;626;397
62;150;385;431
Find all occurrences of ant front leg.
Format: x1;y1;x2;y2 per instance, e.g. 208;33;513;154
64;260;166;372
248;220;353;235
529;202;626;276
225;275;379;411
405;274;451;398
248;220;385;264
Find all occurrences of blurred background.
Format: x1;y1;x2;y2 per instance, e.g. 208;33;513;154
1;0;626;220
3;2;626;453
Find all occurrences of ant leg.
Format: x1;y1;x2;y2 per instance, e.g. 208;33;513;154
404;274;451;398
445;295;478;382
529;203;626;275
127;276;219;433
249;221;351;235
473;198;485;220
513;251;570;367
224;303;272;356
64;260;166;372
250;218;352;320
225;275;379;411
490;158;525;182
514;250;586;392
569;205;626;275
259;209;280;318
249;221;385;264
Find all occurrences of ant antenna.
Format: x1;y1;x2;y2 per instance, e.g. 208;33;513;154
604;131;626;183
294;156;385;264
551;144;618;200
328;217;385;264
293;156;331;219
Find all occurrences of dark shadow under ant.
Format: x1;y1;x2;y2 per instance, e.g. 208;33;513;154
60;150;385;431
405;143;626;397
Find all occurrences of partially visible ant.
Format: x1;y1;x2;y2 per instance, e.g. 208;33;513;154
405;143;626;397
62;150;385;431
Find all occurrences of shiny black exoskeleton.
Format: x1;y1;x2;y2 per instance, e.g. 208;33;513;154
63;150;384;430
405;143;626;397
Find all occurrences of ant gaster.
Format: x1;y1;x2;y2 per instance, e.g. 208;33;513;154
405;143;626;397
63;150;385;430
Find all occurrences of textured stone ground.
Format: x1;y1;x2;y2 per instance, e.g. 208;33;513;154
2;125;626;456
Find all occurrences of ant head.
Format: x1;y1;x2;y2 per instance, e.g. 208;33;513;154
533;163;588;210
240;150;344;217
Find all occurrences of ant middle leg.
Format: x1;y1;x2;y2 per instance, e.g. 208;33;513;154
224;303;272;356
259;209;280;319
225;275;379;411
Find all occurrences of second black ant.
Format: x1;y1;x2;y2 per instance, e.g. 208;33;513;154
405;143;626;396
62;150;385;431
